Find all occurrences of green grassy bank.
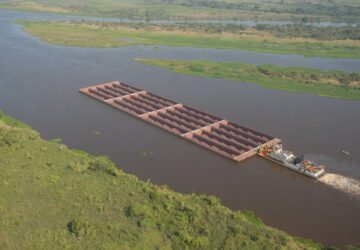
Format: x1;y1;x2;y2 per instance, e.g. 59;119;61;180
16;20;360;59
134;59;360;100
0;111;330;249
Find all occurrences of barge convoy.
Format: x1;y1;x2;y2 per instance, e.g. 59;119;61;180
80;81;326;179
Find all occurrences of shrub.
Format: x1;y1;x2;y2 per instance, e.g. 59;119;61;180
200;195;220;206
0;111;31;129
0;129;38;146
243;210;263;226
177;229;209;248
88;156;121;176
67;218;94;237
67;160;89;172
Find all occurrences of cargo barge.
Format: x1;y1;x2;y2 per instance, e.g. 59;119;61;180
79;81;280;162
257;144;325;179
79;81;326;179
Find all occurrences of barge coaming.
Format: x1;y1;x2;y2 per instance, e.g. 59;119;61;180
79;81;280;162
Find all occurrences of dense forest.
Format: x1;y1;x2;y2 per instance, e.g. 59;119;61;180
256;24;360;40
158;0;360;20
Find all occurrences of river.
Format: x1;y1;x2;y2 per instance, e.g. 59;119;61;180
1;9;360;248
0;8;359;27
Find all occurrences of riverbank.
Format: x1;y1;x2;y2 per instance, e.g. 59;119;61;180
17;20;360;59
0;111;327;249
2;0;360;23
0;1;301;21
134;59;360;100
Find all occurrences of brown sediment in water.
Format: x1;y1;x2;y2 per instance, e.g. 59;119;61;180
80;81;281;162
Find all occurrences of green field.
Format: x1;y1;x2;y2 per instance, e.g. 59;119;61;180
134;59;360;100
2;0;360;22
17;20;360;59
0;111;331;249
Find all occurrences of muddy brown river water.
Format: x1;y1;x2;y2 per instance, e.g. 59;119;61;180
1;9;360;248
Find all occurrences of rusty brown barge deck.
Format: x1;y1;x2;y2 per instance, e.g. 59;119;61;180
79;81;281;162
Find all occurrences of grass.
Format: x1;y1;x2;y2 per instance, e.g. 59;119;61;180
1;0;360;23
0;0;291;21
0;0;352;22
16;20;360;59
134;59;360;100
0;110;330;249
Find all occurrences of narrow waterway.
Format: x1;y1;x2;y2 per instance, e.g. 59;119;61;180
0;8;359;26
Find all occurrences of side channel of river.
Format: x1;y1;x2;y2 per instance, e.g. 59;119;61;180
0;8;359;26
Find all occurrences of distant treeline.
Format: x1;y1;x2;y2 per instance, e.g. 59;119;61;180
255;66;360;86
3;0;360;23
159;0;360;20
74;20;360;41
256;24;360;41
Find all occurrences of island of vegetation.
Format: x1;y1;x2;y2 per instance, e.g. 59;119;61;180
134;59;360;100
0;111;338;249
17;20;360;59
2;0;360;23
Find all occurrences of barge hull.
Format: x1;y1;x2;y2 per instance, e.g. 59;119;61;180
80;81;281;162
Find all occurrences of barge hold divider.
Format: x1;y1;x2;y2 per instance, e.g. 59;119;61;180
80;81;281;162
105;90;148;101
